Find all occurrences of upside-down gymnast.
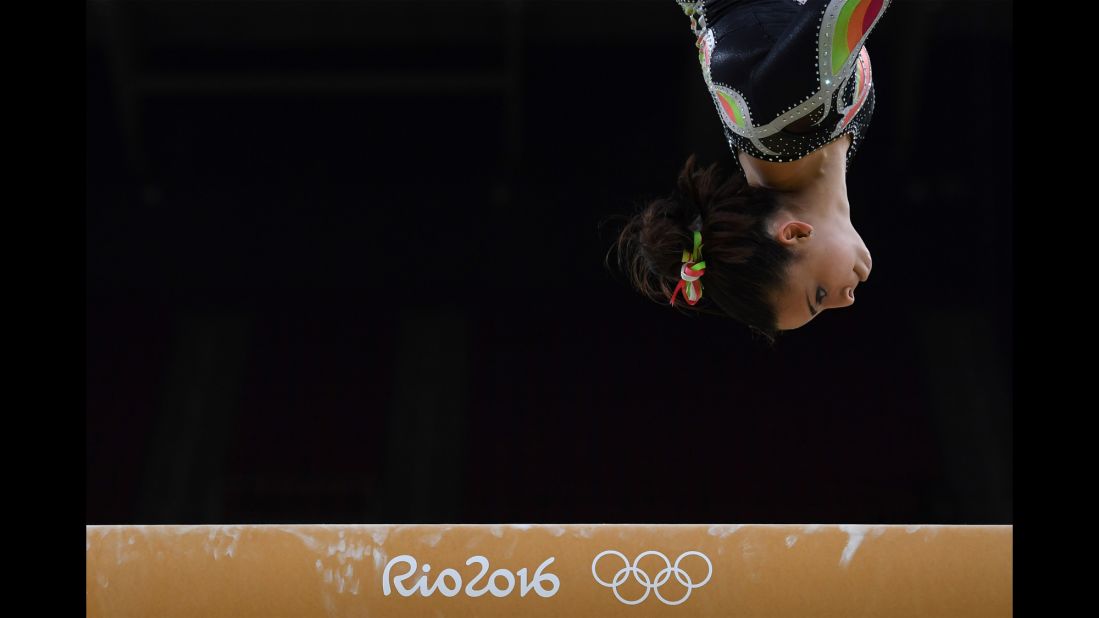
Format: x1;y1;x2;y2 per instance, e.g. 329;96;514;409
613;0;891;341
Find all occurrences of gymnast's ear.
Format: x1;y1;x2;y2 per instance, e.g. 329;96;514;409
774;221;814;246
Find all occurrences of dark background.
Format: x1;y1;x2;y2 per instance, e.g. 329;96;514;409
86;0;1012;524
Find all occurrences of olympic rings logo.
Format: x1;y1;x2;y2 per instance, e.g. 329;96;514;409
591;550;713;606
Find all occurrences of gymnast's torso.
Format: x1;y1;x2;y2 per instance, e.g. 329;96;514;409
677;0;892;171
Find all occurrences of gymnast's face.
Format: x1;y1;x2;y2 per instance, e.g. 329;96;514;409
769;218;872;330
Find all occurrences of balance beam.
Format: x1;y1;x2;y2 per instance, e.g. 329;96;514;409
86;524;1011;617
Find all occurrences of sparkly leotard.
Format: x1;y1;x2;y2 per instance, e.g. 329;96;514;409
676;0;892;172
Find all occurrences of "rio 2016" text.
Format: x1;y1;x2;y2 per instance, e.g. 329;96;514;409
382;554;561;598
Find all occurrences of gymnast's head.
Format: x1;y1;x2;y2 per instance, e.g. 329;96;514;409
610;153;872;342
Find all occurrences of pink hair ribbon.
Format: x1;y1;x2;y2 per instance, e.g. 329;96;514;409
669;229;706;306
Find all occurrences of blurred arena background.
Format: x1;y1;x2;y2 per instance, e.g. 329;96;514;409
86;0;1012;524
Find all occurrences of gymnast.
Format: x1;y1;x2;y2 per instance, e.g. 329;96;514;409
612;0;890;341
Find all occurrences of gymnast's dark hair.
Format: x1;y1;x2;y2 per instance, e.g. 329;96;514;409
606;153;794;342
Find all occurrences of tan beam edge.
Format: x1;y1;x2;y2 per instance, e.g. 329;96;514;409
87;523;1011;617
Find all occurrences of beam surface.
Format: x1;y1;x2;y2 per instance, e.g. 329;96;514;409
87;524;1011;617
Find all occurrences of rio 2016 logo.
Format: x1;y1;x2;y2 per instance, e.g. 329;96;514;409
591;550;713;605
382;555;560;598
